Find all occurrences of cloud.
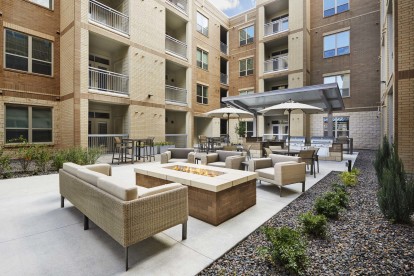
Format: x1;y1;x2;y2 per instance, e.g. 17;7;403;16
208;0;240;10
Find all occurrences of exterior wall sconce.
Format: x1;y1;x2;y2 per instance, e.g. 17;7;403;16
148;94;153;98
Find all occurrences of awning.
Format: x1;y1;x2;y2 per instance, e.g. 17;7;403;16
222;83;345;115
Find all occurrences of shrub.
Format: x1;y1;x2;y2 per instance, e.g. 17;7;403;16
298;211;328;238
51;149;66;170
373;136;392;183
331;183;349;208
0;149;11;178
85;146;104;165
314;191;345;219
340;171;358;187
33;145;51;173
64;147;88;165
259;226;308;275
17;144;36;172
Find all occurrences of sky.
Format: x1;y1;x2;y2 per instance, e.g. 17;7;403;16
208;0;256;17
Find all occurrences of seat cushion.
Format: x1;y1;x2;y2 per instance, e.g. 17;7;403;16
97;176;138;201
208;161;226;168
139;183;183;198
169;158;188;163
63;162;82;175
270;154;300;165
256;167;275;180
76;168;106;186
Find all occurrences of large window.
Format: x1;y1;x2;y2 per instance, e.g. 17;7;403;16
196;84;208;104
196;48;208;70
324;0;349;17
239;25;254;46
5;29;52;76
5;105;53;143
30;0;53;9
323;116;349;138
240;121;254;137
239;58;253;76
324;74;350;97
323;30;350;58
196;12;209;36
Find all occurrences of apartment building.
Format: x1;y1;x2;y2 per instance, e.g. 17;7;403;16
380;0;414;173
0;0;382;152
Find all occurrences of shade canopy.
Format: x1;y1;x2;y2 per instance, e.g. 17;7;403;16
258;100;323;115
204;107;254;119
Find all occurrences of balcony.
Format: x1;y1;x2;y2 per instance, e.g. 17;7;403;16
220;42;228;55
89;67;129;95
166;85;187;104
165;35;187;59
166;0;188;14
89;0;129;35
264;17;289;37
220;73;228;85
264;55;288;74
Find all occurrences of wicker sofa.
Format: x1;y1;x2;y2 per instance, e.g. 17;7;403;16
160;148;195;164
248;154;306;196
59;162;188;271
201;150;246;170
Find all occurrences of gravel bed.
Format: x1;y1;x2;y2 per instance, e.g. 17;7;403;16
1;160;57;178
199;150;414;275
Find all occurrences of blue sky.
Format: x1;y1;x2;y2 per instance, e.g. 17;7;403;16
209;0;256;17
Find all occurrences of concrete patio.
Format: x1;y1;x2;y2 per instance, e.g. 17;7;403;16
0;153;357;276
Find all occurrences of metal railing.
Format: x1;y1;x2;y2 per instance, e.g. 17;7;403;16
89;0;129;35
196;24;208;36
166;0;187;14
166;134;187;148
165;85;187;104
89;67;129;95
220;42;228;55
165;35;187;59
88;134;128;153
264;17;289;36
264;55;288;73
220;73;228;85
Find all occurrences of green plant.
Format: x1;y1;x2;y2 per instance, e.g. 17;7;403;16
340;171;358;186
0;149;11;178
314;191;345;219
298;211;328;238
259;226;308;275
64;147;88;165
33;145;51;173
51;149;66;170
17;144;36;172
235;122;246;138
373;136;392;183
331;183;349;208
85;146;104;165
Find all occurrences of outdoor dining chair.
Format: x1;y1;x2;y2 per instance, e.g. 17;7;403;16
298;149;316;178
112;137;133;164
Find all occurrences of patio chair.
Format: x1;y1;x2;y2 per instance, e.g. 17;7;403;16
201;150;245;170
298;149;316;178
144;137;156;162
112;137;133;164
198;135;208;152
264;147;273;157
307;147;320;173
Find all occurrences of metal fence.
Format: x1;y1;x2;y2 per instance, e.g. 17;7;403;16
166;134;187;148
264;17;289;37
264;55;288;73
165;35;187;59
89;67;129;95
220;42;228;55
89;0;129;35
165;85;187;104
88;134;128;154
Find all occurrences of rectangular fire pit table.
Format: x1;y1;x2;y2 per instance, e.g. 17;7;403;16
134;162;257;226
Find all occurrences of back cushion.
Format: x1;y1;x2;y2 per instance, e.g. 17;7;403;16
97;176;138;201
217;150;241;161
76;168;106;186
139;183;183;198
171;148;192;159
63;162;82;175
270;154;300;165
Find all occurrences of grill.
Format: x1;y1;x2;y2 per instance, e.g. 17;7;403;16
310;136;334;157
288;136;306;151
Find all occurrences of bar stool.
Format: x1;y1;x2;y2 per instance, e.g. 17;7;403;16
145;137;156;162
112;137;133;164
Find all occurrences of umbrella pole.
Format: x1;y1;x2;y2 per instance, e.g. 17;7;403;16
227;113;230;145
287;109;291;152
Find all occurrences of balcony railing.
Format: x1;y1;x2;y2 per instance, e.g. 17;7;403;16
220;42;228;55
165;35;187;59
88;134;128;154
166;134;187;148
89;67;129;95
165;85;187;104
264;55;288;73
89;0;129;35
166;0;188;14
196;24;208;36
220;73;228;85
264;17;289;37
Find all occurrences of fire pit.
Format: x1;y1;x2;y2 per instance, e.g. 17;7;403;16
167;165;223;177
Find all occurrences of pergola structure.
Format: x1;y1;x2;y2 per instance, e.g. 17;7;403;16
221;83;345;137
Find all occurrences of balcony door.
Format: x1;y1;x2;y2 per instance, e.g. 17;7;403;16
271;49;288;71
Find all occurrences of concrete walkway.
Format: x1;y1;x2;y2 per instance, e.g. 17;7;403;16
0;153;357;276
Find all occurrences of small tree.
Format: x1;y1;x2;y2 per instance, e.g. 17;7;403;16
33;145;51;173
373;136;392;184
235;122;246;138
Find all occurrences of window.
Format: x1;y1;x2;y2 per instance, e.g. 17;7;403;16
240;121;254;137
197;84;208;104
239;25;254;46
324;74;350;97
239;58;253;76
271;85;288;90
239;89;254;95
5;29;52;76
196;48;208;70
323;31;350;58
323;116;349;138
30;0;53;9
324;0;349;17
5;105;53;143
196;12;209;36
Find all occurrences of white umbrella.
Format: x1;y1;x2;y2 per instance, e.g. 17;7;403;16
258;100;323;151
204;107;254;140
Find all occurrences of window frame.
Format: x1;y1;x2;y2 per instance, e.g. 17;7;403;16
196;48;209;70
323;0;349;17
196;84;208;105
29;0;54;10
5;104;54;144
239;57;254;76
240;121;254;137
196;12;209;37
239;25;254;46
4;29;53;77
323;30;350;58
323;116;350;138
323;73;350;97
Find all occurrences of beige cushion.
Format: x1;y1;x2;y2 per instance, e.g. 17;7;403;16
256;168;275;179
63;162;82;175
208;161;226;168
76;168;106;186
97;176;138;201
169;158;188;163
85;164;112;176
139;183;183;198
